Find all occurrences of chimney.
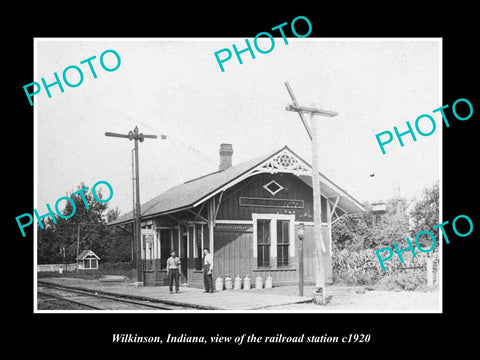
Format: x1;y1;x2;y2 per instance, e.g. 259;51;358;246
219;143;233;171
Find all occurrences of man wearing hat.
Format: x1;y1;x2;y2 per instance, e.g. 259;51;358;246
166;250;181;294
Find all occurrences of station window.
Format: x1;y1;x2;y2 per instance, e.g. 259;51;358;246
257;219;271;267
277;220;290;267
254;215;294;269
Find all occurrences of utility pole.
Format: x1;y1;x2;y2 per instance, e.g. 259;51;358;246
76;223;80;272
105;126;166;284
284;82;338;305
297;223;305;296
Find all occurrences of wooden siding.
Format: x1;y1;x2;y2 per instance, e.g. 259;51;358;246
252;268;298;286
198;223;333;288
143;259;168;286
214;230;253;278
145;172;334;288
189;271;204;287
216;172;328;222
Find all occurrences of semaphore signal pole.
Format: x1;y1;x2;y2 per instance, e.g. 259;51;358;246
284;81;338;305
105;126;166;284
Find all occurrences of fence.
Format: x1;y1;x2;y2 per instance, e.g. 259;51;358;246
37;263;78;273
37;262;132;277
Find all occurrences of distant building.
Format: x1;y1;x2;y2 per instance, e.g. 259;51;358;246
371;201;387;225
371;201;387;213
76;250;100;270
109;144;365;287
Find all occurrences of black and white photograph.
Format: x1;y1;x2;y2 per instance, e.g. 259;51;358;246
33;37;443;314
8;7;478;354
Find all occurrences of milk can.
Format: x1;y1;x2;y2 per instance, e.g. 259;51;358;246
265;275;273;289
255;275;263;289
224;275;233;290
234;275;242;290
215;276;224;292
243;275;251;290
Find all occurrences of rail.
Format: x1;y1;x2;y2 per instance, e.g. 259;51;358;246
37;281;211;310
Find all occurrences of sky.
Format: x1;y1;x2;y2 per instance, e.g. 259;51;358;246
35;38;441;217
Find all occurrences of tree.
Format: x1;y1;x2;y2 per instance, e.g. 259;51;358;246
102;207;133;263
373;197;411;248
409;181;439;249
37;183;115;264
332;197;411;251
37;218;63;264
106;207;122;223
37;182;134;270
332;204;373;251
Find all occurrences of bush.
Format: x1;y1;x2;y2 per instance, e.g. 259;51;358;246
374;273;421;291
333;248;438;290
356;272;377;286
100;261;132;275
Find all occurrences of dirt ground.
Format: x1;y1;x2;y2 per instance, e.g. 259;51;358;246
37;277;440;312
261;285;440;311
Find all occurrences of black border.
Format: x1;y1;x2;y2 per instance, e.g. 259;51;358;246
8;5;479;354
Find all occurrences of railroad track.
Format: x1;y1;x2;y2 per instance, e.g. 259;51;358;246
38;290;100;310
37;282;200;310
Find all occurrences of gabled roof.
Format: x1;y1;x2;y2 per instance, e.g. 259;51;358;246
108;145;365;226
76;250;100;261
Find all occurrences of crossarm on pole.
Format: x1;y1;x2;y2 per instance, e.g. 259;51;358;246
286;104;338;117
284;82;314;140
105;132;131;138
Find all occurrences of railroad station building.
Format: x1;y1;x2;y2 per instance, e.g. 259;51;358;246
109;144;364;288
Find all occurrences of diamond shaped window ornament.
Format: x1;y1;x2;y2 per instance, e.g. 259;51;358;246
263;180;284;195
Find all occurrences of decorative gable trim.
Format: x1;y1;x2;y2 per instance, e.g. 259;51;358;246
193;147;310;208
255;148;311;176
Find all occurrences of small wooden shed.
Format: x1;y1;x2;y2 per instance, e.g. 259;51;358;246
76;250;100;270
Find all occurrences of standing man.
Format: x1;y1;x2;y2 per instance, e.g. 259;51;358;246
166;250;181;294
203;248;214;293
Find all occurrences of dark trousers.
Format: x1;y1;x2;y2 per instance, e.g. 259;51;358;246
203;264;213;293
169;269;179;292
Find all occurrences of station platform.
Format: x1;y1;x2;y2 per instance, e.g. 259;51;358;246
37;277;315;310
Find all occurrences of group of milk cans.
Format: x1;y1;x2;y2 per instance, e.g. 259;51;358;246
215;275;273;291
